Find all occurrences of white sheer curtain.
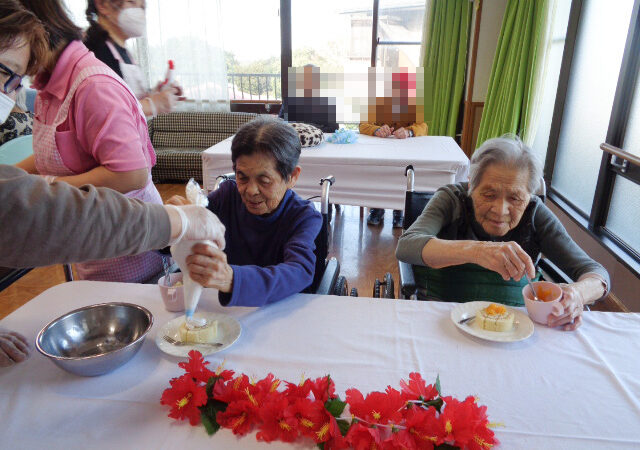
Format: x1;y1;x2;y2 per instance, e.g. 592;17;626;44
63;0;229;112
140;0;229;112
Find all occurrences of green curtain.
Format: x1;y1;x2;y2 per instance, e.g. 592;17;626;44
476;0;547;148
423;0;472;137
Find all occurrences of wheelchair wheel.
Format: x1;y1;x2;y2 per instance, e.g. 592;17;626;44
350;287;358;297
333;275;348;296
383;273;394;299
373;279;381;298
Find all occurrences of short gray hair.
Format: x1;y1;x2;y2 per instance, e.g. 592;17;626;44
469;134;542;194
231;116;301;180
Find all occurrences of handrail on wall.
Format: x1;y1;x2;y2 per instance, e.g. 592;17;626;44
600;143;640;174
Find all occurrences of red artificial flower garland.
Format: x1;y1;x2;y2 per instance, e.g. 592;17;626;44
161;350;499;449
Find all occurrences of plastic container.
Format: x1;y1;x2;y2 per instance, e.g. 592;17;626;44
158;272;185;312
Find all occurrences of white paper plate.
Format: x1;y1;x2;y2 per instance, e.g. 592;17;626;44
156;312;242;357
450;301;534;342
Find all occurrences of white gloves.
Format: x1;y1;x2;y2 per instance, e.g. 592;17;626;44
0;329;31;368
167;204;226;250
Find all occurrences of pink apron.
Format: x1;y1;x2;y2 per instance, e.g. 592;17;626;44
33;65;164;282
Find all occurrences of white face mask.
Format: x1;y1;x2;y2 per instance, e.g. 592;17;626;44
117;7;146;38
0;91;16;124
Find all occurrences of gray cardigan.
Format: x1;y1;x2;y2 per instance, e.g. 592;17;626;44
396;183;610;291
0;165;170;268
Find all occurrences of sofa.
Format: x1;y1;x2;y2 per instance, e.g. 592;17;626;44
148;111;258;183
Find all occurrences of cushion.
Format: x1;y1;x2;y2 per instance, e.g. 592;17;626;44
290;122;323;148
0;112;33;145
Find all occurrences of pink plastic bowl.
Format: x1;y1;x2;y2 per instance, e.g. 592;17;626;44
522;281;563;325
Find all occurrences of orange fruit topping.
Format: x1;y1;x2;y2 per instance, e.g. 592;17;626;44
485;303;507;316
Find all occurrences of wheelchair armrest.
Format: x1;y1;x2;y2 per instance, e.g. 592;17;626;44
315;257;340;295
398;261;417;299
538;257;573;285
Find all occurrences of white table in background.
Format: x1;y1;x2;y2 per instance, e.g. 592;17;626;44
1;281;639;449
202;134;469;210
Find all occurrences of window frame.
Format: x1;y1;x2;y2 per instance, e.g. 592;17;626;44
544;0;640;276
370;0;423;67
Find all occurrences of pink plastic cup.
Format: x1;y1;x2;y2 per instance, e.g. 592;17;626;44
522;281;563;325
158;272;185;312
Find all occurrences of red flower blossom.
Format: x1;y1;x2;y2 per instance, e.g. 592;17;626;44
319;411;349;449
216;399;260;436
399;373;439;403
256;395;299;443
255;373;281;397
286;397;326;439
160;374;208;425
214;374;253;404
178;350;216;384
345;422;383;450
382;427;419;450
346;388;405;425
310;375;337;403
283;378;313;399
439;396;489;447
403;406;444;449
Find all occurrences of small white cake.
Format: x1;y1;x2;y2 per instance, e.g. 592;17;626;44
179;319;218;344
476;304;514;332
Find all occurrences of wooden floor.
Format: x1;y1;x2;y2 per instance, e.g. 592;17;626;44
0;183;624;320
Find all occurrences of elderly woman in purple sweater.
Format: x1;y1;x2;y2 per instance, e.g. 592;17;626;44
169;116;322;307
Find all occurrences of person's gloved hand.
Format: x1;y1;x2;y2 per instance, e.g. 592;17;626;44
166;204;225;250
149;85;178;114
0;329;31;367
547;284;584;331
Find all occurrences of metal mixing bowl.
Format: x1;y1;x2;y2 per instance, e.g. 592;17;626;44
36;302;153;377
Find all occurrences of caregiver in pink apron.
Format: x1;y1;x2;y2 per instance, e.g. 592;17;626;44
15;0;164;283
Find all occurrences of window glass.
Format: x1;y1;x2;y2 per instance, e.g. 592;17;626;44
606;176;640;252
292;0;372;70
551;0;634;213
622;65;640;156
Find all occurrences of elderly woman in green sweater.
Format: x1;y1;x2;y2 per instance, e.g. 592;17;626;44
396;135;609;331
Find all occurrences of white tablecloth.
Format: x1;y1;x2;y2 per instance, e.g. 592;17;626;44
202;134;470;210
1;281;639;449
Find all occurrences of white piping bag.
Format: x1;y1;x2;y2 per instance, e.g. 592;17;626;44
170;179;217;326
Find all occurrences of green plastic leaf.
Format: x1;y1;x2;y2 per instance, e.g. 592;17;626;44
317;443;325;450
325;398;347;418
336;418;351;437
205;375;220;398
198;399;228;436
423;397;444;413
435;374;441;396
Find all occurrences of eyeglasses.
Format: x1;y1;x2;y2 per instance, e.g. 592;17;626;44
0;61;23;94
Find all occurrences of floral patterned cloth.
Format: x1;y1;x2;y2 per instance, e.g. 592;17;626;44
0;112;34;145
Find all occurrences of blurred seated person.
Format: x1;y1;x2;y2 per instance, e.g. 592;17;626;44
279;64;338;133
84;0;181;117
168;116;322;308
360;71;427;227
396;135;609;331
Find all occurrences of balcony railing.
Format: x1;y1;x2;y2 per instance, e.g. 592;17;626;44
228;73;281;102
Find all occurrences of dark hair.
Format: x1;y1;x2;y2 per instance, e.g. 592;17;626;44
231;116;301;180
85;0;124;45
0;0;49;76
18;0;82;68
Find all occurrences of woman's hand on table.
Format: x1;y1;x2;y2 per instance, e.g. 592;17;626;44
374;124;394;138
0;329;31;367
393;127;410;139
474;241;536;281
547;284;584;331
186;243;233;293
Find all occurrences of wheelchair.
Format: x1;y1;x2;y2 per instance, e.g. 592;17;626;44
213;173;350;296
373;165;572;300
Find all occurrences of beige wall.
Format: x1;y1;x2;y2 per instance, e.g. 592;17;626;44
471;0;508;102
